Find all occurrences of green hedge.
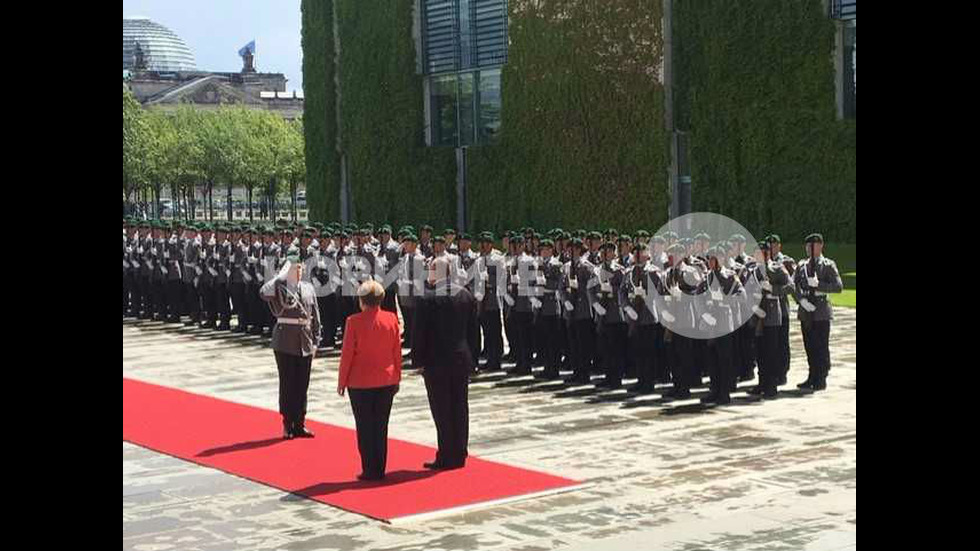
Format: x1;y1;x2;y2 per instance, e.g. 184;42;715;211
303;0;854;242
333;0;456;230
300;0;339;222
467;0;669;236
674;0;856;242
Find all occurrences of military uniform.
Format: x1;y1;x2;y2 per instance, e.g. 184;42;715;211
590;244;628;389
793;233;843;391
622;249;667;393
165;224;184;322
699;249;745;404
745;242;794;398
261;246;321;439
474;233;505;371
532;240;564;379
660;245;705;399
562;240;598;384
505;237;535;375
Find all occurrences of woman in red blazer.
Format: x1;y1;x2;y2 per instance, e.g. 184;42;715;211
337;280;403;481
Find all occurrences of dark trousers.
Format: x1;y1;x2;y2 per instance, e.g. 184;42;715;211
669;333;695;391
509;311;533;370
199;282;215;323
780;319;791;378
274;351;313;426
479;308;503;368
629;324;659;388
536;314;561;372
123;274;130;313
655;324;670;383
601;323;628;385
318;294;338;346
166;280;183;319
707;334;734;399
247;282;266;329
381;288;397;313
757;326;781;392
230;282;247;328
570;318;597;380
801;320;832;381
400;304;415;346
348;385;397;477
423;369;469;465
184;281;200;321
503;307;514;357
214;282;231;324
736;322;756;380
131;276;144;314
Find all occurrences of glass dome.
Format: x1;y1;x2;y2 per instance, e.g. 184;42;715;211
123;17;197;72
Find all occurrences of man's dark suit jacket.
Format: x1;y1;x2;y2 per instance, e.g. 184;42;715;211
412;282;479;372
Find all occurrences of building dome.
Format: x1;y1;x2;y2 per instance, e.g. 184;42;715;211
123;17;197;72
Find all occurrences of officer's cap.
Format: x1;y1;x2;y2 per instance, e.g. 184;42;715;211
729;233;746;243
667;244;686;255
617;234;631;243
635;230;650;238
679;237;694;245
605;228;618;236
539;238;555;249
600;241;616;251
757;241;770;251
531;232;542;241
511;234;525;243
401;233;418;243
575;229;587;238
570;238;585;250
458;232;472;241
804;233;824;244
339;231;351;239
587;231;602;240
695;232;710;241
444;228;457;236
766;234;781;244
379;225;392;234
664;231;679;239
651;235;666;244
433;235;446;244
633;243;650;255
420;224;433;232
285;246;301;263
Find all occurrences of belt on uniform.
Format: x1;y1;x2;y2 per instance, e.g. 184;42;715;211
277;317;310;326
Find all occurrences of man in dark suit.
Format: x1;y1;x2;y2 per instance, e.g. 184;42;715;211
412;256;479;470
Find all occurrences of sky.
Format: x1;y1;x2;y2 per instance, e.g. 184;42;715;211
123;0;304;92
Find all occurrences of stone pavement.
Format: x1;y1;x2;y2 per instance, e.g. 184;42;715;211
123;308;856;551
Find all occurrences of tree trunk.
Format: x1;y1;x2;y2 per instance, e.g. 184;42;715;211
248;186;253;221
208;182;214;221
290;179;296;222
227;184;233;221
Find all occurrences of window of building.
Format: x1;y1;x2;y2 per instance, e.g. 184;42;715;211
420;0;507;146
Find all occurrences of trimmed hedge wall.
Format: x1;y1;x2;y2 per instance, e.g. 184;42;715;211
302;0;855;242
467;0;669;236
300;0;339;222
674;0;856;243
334;0;456;230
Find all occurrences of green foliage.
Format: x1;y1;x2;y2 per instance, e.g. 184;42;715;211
301;0;340;222
674;0;856;242
333;0;456;229
468;0;668;235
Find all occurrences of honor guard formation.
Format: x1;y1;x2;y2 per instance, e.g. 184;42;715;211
123;219;843;404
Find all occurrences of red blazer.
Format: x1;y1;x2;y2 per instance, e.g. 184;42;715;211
338;307;402;389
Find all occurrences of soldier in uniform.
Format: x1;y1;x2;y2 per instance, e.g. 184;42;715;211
379;225;401;313
475;232;504;371
213;226;233;330
746;241;794;399
310;229;342;349
123;221;137;316
261;246;321;439
622;244;666;393
397;233;426;352
794;233;843;391
767;234;794;386
505;235;535;375
586;231;603;265
258;227;282;336
660;243;703;400
164;221;184;323
561;238;597;384
700;247;745;404
532;239;564;379
591;241;628;389
229;226;251;332
181;224;203;326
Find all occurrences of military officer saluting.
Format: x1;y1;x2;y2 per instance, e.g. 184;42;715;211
794;233;843;391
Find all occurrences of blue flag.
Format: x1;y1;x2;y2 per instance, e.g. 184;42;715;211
238;40;255;57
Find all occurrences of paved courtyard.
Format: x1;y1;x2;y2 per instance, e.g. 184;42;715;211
123;308;856;551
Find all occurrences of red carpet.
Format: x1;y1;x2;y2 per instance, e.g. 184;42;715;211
123;377;582;522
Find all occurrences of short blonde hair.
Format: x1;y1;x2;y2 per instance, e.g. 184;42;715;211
357;280;385;308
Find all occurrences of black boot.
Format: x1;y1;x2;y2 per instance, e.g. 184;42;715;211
292;422;315;438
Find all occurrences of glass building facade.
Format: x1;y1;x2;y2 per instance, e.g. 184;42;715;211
420;0;507;147
123;17;197;73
